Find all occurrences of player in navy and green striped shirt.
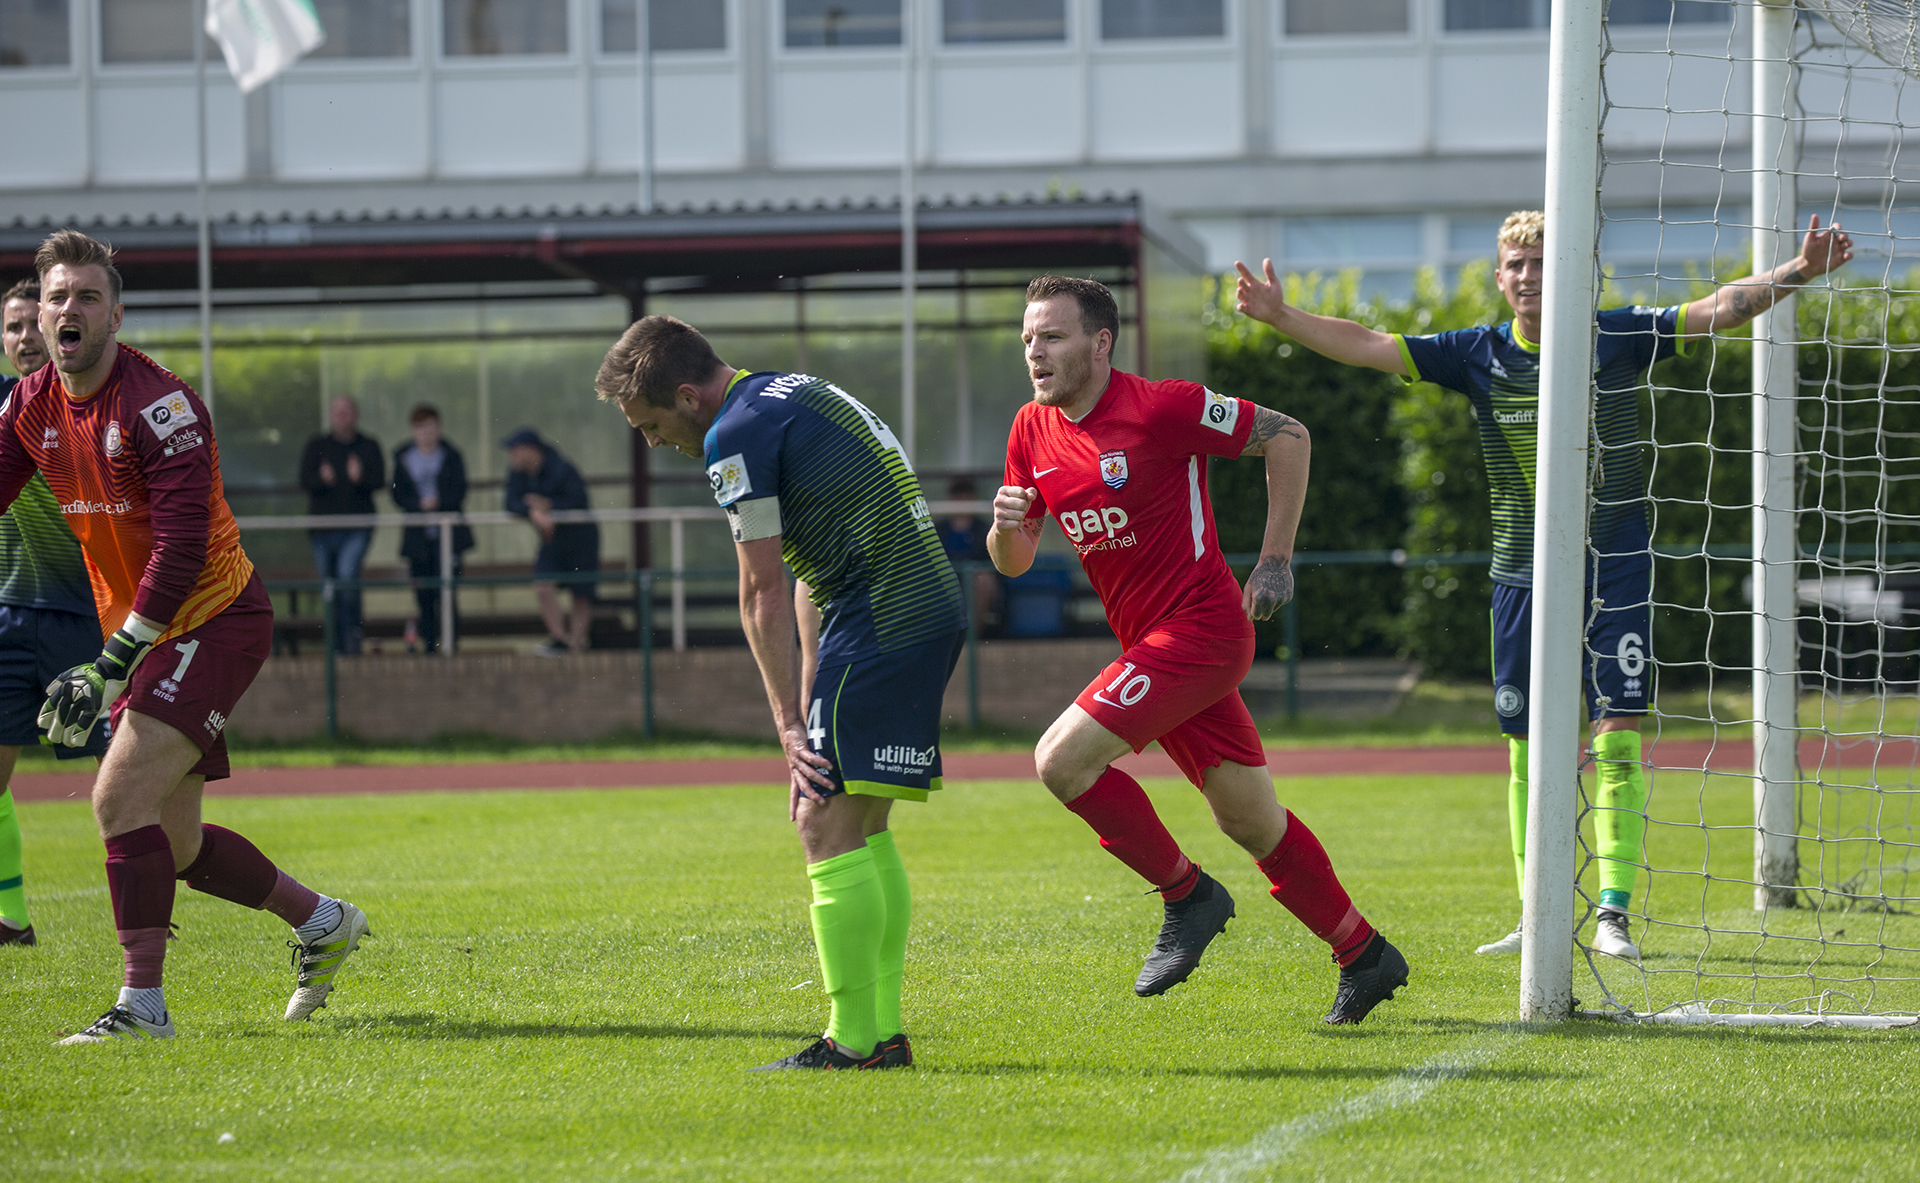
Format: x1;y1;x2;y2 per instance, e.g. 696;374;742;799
0;279;110;948
596;315;964;1071
1235;209;1853;960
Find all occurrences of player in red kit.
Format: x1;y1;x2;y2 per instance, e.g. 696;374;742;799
0;231;370;1043
990;276;1408;1023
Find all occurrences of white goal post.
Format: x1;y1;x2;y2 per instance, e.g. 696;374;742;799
1531;0;1920;1026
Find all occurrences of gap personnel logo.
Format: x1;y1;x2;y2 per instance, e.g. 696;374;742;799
1495;684;1525;718
1098;450;1128;490
103;421;123;456
41;426;57;450
1058;505;1129;544
205;709;227;737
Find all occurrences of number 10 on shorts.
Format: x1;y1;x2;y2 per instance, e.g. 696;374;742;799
1097;662;1152;709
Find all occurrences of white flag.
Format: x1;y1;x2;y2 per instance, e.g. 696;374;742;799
204;0;326;94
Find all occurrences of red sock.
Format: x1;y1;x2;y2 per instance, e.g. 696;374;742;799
1065;767;1194;896
105;825;176;989
1257;811;1375;966
177;824;279;907
176;822;322;927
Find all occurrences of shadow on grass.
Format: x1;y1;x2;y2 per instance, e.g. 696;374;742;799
325;1013;815;1042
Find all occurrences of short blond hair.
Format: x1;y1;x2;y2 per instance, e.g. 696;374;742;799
1498;210;1545;251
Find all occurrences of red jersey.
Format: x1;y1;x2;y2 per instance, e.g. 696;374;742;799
1004;369;1255;647
0;346;255;642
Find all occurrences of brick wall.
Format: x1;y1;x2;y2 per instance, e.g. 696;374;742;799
230;638;1121;743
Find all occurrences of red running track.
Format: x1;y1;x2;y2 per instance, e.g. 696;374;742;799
11;736;1913;803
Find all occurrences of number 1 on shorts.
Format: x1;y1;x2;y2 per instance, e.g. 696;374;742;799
170;639;200;683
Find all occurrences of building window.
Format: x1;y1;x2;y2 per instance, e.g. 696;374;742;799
1607;0;1729;25
1101;0;1224;39
100;0;216;63
603;0;727;53
0;0;69;67
785;0;900;47
444;0;568;56
307;0;410;58
944;0;1065;43
1443;0;1548;30
1285;0;1407;35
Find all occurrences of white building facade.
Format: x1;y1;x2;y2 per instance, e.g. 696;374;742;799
0;0;1762;288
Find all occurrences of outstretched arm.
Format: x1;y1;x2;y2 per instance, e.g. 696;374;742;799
1239;406;1310;621
1235;258;1409;376
1681;215;1853;342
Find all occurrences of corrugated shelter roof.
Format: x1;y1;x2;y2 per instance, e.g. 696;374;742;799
0;193;1206;296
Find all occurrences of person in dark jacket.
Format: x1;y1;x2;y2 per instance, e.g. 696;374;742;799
298;395;385;654
504;428;598;655
391;404;473;654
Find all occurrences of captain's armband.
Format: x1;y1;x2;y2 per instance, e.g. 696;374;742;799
726;496;783;543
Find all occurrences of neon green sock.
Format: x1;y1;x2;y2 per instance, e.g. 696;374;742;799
807;846;883;1058
865;830;911;1039
1507;738;1529;901
1592;730;1649;910
0;788;27;928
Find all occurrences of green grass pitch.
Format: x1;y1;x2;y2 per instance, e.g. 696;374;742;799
3;773;1914;1181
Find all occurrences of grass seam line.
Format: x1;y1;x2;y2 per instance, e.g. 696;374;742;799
1173;1026;1529;1182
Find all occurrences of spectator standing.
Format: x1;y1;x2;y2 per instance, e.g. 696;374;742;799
298;395;384;654
503;428;598;655
391;404;473;654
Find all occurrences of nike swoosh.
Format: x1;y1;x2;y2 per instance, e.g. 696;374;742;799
1034;467;1059;477
1091;692;1126;710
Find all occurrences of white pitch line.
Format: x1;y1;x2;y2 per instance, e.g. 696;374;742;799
1176;1028;1526;1183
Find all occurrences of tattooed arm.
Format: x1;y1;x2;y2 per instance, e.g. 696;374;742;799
1240;406;1310;621
1681;215;1853;342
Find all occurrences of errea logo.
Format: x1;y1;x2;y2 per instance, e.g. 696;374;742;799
41;426;57;450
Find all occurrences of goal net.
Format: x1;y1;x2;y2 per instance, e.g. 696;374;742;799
1576;0;1920;1021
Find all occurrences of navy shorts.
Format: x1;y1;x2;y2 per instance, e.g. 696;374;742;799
806;631;964;803
1489;561;1653;736
0;603;109;759
534;526;600;602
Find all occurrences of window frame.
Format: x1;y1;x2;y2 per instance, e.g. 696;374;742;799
438;0;579;64
936;0;1070;50
596;0;733;59
0;0;77;72
1276;0;1415;42
777;0;906;54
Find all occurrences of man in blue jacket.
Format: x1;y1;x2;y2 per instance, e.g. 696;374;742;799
504;429;598;656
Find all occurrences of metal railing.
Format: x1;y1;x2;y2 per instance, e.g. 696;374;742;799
235;500;1498;738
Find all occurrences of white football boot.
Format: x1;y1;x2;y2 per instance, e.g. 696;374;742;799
1474;920;1524;955
285;901;372;1020
1592;911;1641;960
58;1005;175;1045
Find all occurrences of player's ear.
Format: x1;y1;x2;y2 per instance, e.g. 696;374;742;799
675;384;701;414
1094;328;1112;363
109;303;123;333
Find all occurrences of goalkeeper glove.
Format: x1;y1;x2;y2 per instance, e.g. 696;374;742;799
40;618;161;748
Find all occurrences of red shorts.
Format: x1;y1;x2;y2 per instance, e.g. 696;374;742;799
1074;612;1266;789
110;575;272;782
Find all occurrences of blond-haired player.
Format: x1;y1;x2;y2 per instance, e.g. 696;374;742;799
1235;210;1852;958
